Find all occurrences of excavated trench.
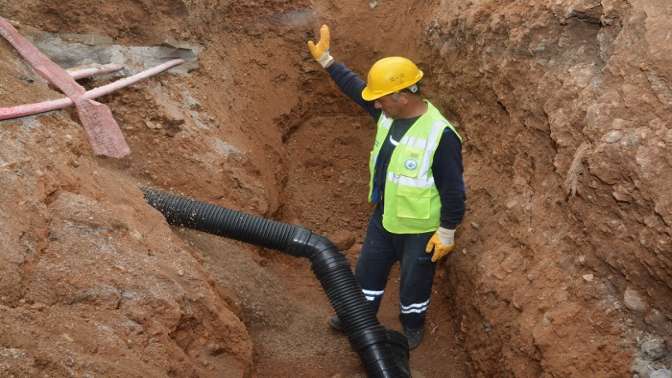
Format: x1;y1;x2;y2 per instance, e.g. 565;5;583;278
1;0;671;377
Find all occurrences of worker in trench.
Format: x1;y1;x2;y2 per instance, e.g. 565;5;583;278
307;25;466;349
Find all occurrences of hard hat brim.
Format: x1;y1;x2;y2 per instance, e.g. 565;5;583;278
361;70;424;101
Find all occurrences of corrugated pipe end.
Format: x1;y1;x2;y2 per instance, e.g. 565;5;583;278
142;187;302;254
305;234;409;377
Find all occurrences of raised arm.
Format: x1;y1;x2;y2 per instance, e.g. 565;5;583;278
307;24;380;120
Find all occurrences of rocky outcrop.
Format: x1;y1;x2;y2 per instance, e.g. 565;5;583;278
423;0;672;376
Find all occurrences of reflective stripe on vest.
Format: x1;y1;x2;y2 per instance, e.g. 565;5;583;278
368;100;461;234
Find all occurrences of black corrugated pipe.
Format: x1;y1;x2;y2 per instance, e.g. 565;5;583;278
142;188;410;378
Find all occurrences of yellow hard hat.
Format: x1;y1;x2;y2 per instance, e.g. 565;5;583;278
361;57;424;101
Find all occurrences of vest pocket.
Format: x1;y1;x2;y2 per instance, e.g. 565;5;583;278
395;185;431;220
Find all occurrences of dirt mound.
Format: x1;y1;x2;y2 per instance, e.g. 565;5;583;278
1;0;671;377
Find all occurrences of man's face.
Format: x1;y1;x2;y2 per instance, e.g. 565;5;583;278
374;93;407;119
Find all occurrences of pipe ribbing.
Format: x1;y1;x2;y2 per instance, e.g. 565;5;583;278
142;188;410;377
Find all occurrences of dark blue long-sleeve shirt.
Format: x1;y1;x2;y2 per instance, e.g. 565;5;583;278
327;62;465;229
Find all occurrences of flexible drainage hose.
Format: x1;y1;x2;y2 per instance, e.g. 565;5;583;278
142;188;410;378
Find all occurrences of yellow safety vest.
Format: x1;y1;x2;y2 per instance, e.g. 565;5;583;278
368;101;462;234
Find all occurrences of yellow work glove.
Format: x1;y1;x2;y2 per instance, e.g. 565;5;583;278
425;227;456;263
307;24;334;68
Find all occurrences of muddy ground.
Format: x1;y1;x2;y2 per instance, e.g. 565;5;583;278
0;0;671;377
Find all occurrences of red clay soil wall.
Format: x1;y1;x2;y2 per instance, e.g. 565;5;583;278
420;0;672;376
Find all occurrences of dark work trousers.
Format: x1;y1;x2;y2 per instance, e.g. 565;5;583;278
355;204;436;330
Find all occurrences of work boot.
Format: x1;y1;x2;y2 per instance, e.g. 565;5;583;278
403;326;424;350
328;315;344;332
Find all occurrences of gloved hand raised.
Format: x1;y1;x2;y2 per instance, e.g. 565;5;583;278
307;24;334;68
425;227;456;263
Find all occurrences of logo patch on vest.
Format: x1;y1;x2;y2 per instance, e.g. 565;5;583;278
404;159;418;170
